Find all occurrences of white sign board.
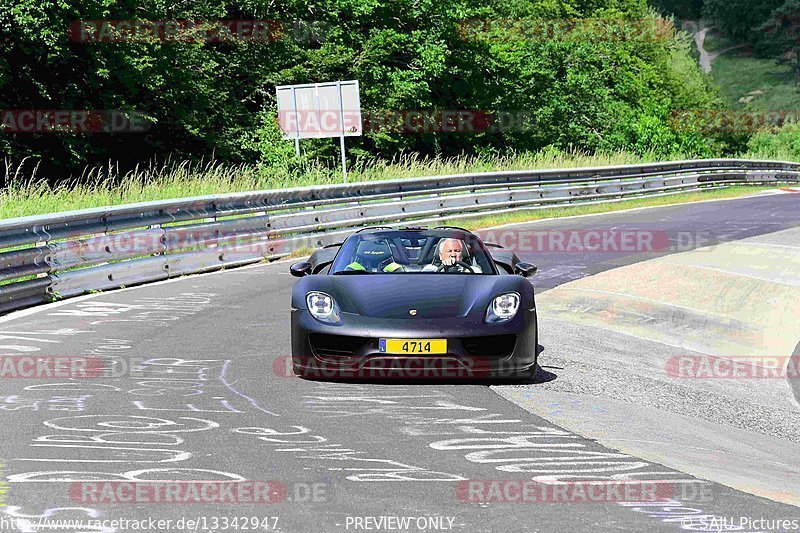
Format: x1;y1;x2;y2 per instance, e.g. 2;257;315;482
276;80;361;139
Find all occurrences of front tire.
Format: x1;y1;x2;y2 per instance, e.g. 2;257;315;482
515;327;539;383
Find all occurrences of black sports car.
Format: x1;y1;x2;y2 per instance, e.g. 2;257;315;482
289;227;538;381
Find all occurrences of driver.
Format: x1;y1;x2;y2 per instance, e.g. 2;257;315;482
423;238;481;273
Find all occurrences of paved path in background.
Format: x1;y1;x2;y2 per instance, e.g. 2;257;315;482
694;27;747;74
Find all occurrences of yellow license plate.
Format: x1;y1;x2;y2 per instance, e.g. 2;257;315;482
380;339;447;355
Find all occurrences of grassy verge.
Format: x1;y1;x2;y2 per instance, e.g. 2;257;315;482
710;49;799;110
686;25;799;110
1;150;678;220
441;185;776;230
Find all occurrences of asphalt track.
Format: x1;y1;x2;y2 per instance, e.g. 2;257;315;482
1;191;800;532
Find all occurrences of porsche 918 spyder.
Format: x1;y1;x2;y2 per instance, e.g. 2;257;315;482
289;227;538;381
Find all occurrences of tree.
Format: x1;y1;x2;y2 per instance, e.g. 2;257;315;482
758;0;800;81
650;0;703;19
703;0;783;41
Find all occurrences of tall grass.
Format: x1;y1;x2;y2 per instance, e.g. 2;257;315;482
0;148;784;220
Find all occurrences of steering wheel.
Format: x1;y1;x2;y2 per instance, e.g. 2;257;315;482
436;261;475;273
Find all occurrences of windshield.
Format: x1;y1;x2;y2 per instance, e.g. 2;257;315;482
330;230;497;275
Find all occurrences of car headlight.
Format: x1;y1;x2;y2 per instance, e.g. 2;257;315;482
486;292;520;323
306;291;341;323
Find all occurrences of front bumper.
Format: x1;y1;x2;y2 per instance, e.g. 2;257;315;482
290;308;537;380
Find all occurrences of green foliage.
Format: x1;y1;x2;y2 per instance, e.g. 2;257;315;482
650;0;703;18
756;0;800;80
703;0;800;64
745;121;800;159
0;0;726;179
702;0;800;87
703;0;784;41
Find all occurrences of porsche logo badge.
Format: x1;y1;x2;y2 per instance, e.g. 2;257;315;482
409;309;417;316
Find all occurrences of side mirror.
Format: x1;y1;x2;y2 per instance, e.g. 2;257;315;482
514;262;538;278
290;261;312;277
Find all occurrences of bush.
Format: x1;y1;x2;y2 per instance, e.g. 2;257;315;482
745;122;800;159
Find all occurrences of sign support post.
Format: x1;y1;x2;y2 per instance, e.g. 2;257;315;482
339;135;348;183
290;86;301;157
336;81;348;182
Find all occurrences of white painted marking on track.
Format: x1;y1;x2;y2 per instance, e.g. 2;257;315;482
551;286;727;317
218;360;280;417
735;241;800;250
660;261;800;286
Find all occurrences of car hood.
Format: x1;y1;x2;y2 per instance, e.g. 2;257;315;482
294;274;530;319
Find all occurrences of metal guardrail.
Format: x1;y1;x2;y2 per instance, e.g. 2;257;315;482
0;158;798;314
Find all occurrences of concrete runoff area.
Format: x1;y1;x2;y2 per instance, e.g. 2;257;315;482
497;226;800;506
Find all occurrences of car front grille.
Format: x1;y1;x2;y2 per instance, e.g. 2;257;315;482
461;335;517;358
309;334;371;359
